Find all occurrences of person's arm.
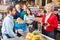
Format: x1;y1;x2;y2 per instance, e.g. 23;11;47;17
5;20;16;38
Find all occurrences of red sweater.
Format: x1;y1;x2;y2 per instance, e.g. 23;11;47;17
42;13;58;32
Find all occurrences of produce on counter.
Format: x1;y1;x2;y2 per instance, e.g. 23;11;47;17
26;30;42;40
26;32;34;40
32;35;41;40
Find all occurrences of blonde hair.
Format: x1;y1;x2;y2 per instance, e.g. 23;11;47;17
44;3;54;9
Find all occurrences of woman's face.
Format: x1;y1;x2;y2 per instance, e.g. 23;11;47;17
27;9;30;15
45;6;52;13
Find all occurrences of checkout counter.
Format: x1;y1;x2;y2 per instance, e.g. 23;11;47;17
1;34;55;40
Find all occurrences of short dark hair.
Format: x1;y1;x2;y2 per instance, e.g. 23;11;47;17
7;6;15;13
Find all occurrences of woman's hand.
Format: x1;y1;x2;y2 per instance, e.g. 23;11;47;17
46;22;50;27
44;22;50;30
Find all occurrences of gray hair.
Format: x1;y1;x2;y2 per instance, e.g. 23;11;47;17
15;4;20;9
44;3;54;9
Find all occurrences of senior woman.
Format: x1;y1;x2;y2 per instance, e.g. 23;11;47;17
42;3;58;38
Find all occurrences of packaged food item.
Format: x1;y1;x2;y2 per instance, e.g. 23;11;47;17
17;18;24;24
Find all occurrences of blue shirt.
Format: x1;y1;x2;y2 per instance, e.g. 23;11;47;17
1;15;16;38
14;10;21;19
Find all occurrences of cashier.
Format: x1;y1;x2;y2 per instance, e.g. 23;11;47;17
42;3;58;38
1;6;17;40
